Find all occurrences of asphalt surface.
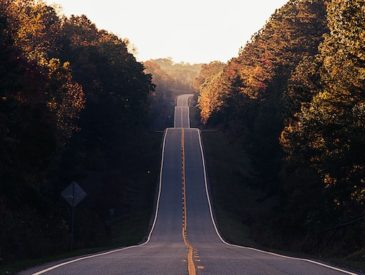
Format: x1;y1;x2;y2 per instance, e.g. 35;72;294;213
21;94;356;275
174;94;192;128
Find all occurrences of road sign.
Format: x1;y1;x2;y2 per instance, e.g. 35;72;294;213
61;181;87;250
61;181;87;207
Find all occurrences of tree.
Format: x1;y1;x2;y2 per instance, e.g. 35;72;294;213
281;0;365;211
0;2;154;262
195;61;226;123
194;0;365;256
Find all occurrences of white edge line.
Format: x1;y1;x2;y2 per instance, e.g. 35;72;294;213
32;129;169;275
174;108;177;128
175;94;193;129
196;129;357;275
188;94;193;129
188;105;191;128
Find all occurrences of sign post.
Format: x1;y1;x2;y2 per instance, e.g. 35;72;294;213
61;181;87;250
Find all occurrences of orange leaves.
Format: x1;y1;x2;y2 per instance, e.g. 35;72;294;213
45;58;85;141
194;61;226;123
239;65;270;98
1;0;86;144
196;0;328;126
198;71;225;123
280;0;365;208
8;0;61;61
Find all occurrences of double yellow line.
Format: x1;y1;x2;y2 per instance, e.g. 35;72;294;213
181;128;197;275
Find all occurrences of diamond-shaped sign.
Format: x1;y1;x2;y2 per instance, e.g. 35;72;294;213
61;181;87;207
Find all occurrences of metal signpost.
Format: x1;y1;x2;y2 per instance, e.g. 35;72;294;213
61;181;87;250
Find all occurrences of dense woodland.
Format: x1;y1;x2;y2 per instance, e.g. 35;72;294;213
196;0;364;259
144;58;201;129
0;0;160;264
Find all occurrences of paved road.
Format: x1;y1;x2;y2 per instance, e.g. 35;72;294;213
174;94;192;128
22;94;356;275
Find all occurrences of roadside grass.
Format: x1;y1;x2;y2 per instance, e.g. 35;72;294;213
201;129;365;274
189;105;202;129
201;130;258;246
0;131;163;275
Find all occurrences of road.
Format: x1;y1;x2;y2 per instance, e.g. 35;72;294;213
174;94;191;128
22;94;356;275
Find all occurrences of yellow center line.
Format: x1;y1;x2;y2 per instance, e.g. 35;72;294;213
181;128;197;275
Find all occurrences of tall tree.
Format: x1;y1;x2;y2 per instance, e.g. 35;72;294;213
281;0;365;213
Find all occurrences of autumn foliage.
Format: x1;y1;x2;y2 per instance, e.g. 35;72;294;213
0;0;154;262
196;0;364;258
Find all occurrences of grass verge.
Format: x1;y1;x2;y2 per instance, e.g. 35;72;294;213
201;129;365;274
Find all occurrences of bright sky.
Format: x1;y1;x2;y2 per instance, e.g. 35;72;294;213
44;0;288;64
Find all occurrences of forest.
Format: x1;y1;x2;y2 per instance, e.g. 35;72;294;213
1;0;364;271
196;0;364;263
0;0;161;265
144;58;201;130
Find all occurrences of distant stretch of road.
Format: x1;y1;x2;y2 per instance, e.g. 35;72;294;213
22;94;356;275
174;94;191;128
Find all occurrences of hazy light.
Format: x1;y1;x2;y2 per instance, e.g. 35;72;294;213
44;0;288;63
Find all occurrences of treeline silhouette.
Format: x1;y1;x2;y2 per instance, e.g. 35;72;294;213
0;0;159;263
196;0;364;259
144;58;201;129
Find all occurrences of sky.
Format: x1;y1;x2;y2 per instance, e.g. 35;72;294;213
44;0;289;64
